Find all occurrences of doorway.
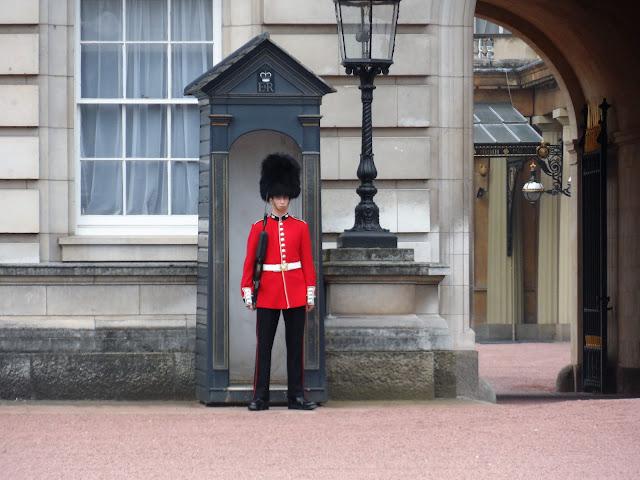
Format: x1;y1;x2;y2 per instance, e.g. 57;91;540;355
227;130;302;385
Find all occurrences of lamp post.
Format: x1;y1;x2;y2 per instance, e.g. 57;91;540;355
334;0;401;248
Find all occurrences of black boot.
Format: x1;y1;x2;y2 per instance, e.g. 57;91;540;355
287;396;318;410
248;398;269;411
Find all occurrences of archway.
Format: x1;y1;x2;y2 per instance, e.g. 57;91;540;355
472;0;640;394
471;16;573;394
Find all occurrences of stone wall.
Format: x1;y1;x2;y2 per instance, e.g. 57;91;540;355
0;264;197;400
0;0;42;263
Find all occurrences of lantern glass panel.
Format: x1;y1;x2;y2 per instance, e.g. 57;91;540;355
523;189;543;204
522;179;544;204
335;1;399;63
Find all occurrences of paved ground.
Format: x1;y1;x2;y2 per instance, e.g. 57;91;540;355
1;342;639;480
476;341;570;394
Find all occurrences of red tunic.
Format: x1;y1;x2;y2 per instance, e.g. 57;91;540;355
241;214;316;309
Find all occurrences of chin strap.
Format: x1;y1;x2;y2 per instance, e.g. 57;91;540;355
263;192;269;228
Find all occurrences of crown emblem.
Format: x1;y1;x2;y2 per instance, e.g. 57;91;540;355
260;71;272;83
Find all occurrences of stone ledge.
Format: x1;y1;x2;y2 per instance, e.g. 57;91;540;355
59;236;197;262
0;262;197;278
324;247;415;262
325;314;453;351
59;236;196;245
0;316;196;330
323;263;449;283
323;248;449;283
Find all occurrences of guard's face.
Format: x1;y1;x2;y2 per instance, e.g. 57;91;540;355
271;195;290;214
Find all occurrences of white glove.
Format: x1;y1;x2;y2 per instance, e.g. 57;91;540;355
307;287;316;306
242;288;253;308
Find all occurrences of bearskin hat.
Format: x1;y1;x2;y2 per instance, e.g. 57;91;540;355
259;153;301;201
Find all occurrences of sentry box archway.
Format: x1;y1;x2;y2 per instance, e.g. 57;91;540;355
185;34;334;404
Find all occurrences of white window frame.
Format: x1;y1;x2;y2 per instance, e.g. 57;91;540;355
74;0;222;237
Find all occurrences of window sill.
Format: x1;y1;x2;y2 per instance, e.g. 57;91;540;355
59;236;197;262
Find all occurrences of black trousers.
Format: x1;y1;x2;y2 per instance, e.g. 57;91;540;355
253;306;306;401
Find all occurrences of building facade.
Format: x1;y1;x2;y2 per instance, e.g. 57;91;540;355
1;0;640;398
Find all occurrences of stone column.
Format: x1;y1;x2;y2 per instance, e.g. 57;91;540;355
551;109;581;391
612;129;640;394
430;0;476;350
531;115;562;330
553;108;576;344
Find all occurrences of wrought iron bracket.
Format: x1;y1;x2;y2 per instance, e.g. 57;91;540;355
537;142;570;198
474;141;567;256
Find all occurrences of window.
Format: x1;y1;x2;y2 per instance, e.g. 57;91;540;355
474;18;511;36
76;0;221;235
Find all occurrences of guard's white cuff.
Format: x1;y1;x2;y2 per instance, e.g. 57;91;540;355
242;287;253;307
307;286;316;306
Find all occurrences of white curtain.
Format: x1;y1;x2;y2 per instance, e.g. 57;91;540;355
80;104;123;214
169;0;211;215
127;0;168;42
171;105;200;214
81;44;122;98
172;0;212;41
172;161;199;214
80;0;212;216
126;161;168;215
81;160;123;215
126;105;167;214
127;44;167;98
80;0;121;41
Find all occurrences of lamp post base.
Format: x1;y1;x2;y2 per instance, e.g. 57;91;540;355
337;230;398;248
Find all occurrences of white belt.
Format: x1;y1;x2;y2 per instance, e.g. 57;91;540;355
262;261;301;272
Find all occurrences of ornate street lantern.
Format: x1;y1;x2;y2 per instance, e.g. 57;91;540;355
334;0;401;248
522;162;545;205
335;0;400;73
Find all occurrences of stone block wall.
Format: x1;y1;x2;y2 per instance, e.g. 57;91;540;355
0;264;197;400
323;248;494;402
0;2;42;263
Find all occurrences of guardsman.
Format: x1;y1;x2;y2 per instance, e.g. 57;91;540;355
241;153;318;411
